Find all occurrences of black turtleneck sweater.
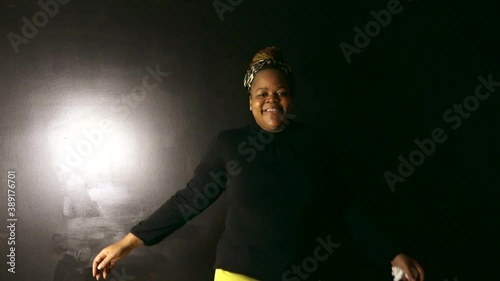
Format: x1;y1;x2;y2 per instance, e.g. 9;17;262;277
130;117;402;280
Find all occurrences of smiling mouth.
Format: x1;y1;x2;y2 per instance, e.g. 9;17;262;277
262;108;283;114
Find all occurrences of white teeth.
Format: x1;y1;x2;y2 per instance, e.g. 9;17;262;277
266;108;278;112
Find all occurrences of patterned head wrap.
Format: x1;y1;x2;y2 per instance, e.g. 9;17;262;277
243;46;295;97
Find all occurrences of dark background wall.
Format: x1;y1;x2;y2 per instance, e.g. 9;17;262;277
0;0;498;280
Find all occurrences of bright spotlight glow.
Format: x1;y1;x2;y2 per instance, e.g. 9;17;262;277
49;108;136;182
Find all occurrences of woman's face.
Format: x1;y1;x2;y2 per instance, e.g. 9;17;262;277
249;68;293;132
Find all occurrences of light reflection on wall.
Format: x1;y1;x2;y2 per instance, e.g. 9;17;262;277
49;106;137;183
46;102;144;280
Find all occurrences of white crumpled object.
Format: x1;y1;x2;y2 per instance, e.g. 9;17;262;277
392;266;419;281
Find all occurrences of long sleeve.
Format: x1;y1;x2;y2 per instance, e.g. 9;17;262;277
130;133;228;246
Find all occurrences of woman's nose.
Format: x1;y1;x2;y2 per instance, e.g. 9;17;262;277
266;93;279;103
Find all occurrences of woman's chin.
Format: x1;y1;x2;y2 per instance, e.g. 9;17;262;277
263;121;284;131
263;113;284;122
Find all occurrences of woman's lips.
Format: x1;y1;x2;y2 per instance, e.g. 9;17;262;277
262;108;283;114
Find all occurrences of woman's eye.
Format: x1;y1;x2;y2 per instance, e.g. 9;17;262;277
278;92;287;96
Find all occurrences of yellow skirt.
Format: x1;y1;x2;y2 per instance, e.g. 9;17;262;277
214;268;259;281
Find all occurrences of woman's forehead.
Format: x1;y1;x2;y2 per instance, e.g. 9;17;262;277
252;69;289;85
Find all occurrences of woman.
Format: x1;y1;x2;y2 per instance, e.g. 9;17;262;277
92;46;425;281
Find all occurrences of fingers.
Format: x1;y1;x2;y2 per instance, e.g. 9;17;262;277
103;263;113;280
414;262;425;281
93;250;115;280
401;265;417;281
394;255;418;281
94;262;113;280
92;251;106;278
406;264;422;281
99;255;115;279
391;253;425;281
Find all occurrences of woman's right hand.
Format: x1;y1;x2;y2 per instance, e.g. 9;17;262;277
92;233;143;280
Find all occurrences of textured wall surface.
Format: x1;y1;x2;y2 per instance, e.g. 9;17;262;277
0;1;499;280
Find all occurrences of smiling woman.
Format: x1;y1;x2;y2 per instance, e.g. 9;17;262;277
248;68;293;132
92;46;425;281
244;46;296;132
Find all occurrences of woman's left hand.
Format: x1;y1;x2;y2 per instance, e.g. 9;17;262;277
391;253;425;281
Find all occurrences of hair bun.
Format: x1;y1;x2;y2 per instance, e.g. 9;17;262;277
250;46;285;65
